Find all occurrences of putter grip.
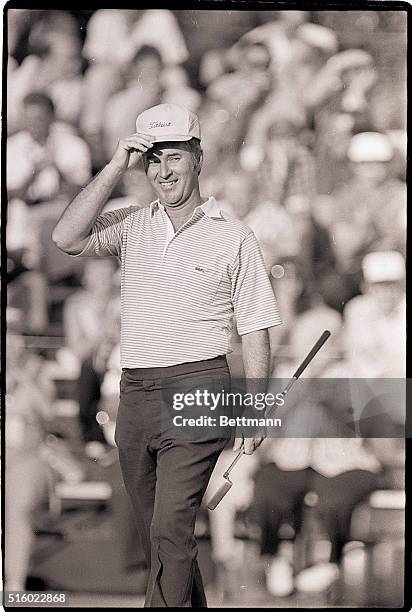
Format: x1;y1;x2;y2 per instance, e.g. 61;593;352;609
293;330;331;379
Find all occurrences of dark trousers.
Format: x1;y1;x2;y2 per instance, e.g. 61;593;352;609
114;356;230;607
251;464;379;563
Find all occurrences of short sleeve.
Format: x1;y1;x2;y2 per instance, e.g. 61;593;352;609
74;207;134;257
230;231;282;335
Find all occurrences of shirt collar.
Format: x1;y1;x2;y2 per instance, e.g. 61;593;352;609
150;197;223;219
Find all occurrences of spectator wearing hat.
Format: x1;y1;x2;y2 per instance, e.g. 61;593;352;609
333;132;406;256
52;102;281;607
343;250;406;378
319;131;405;311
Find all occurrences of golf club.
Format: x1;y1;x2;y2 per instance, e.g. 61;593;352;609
207;329;331;510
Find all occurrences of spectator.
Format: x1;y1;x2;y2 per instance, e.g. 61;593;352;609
199;40;272;176
345;132;406;253
291;22;338;99
80;9;188;154
321;132;406;309
6;196;49;334
82;9;188;68
63;258;120;453
7;14;83;134
5;335;84;591
102;48;199;163
282;195;337;313
309;50;377;193
7;92;92;206
250;320;381;597
252;436;380;597
26;10;81;59
161;65;202;112
44;35;85;127
237;10;310;81
102;45;164;160
343;250;406;378
5;336;54;591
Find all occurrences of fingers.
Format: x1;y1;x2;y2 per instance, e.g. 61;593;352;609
233;437;243;452
112;133;156;171
243;437;264;455
243;438;254;455
120;133;155;154
254;436;264;449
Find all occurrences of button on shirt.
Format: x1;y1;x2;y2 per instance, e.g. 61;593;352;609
75;197;281;367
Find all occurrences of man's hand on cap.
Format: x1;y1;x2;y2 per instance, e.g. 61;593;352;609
111;133;155;172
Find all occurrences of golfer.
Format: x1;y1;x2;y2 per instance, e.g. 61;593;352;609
53;103;282;607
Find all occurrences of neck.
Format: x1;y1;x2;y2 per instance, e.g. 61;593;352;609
163;190;207;231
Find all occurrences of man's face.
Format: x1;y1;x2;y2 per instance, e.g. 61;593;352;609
144;142;201;207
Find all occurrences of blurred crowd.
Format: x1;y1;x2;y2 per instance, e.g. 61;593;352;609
5;9;406;603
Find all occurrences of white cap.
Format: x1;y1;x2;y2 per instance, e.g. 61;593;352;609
135;103;201;142
348;132;393;162
362;251;405;283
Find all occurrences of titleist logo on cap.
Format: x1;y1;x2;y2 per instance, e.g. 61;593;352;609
149;121;172;129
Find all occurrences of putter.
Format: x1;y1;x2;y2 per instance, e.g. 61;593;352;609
207;330;331;510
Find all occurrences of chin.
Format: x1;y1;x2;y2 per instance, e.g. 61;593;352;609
160;193;185;207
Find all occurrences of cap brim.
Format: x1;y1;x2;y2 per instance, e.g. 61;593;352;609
152;134;194;143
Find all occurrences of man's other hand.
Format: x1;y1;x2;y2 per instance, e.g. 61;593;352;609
233;430;265;455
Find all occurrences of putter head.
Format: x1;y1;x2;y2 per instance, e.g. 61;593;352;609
207;478;233;511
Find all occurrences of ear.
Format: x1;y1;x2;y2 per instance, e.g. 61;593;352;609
197;150;203;175
142;153;149;174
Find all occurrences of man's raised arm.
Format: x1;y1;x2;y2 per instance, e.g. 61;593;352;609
52;133;154;254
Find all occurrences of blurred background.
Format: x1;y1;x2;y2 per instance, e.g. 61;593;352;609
4;8;407;607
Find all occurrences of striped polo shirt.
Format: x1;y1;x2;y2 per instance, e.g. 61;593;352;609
75;196;282;367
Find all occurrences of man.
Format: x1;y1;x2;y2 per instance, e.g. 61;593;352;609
102;46;164;160
52;103;281;607
7;92;91;205
343;250;406;379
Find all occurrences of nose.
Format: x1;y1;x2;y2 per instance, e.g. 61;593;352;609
159;159;172;179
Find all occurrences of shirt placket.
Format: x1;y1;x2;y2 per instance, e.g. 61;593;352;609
159;208;202;264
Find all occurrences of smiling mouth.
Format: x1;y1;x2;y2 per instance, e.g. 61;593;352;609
159;179;178;190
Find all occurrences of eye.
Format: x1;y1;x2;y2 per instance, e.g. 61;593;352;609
169;155;181;162
148;157;159;164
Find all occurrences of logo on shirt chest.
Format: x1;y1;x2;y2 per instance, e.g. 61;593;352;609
183;264;222;304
